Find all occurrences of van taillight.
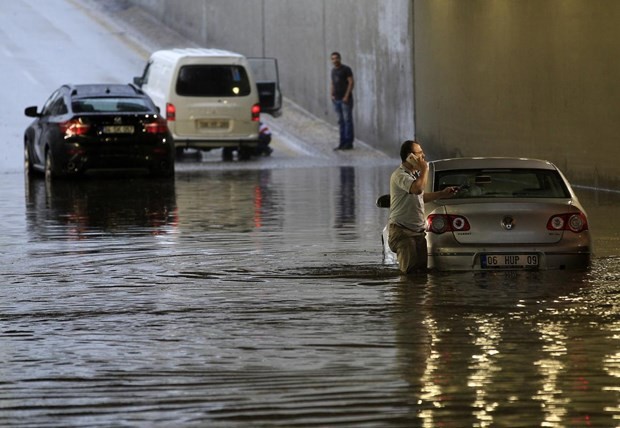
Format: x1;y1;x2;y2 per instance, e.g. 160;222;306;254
251;104;260;121
144;117;169;134
59;119;90;136
166;103;176;121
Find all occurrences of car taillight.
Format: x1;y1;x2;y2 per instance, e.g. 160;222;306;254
59;119;90;136
166;103;176;121
547;212;588;233
144;118;169;134
427;214;471;234
251;103;260;121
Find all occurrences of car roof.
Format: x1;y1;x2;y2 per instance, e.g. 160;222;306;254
64;84;144;98
151;48;245;61
431;157;558;171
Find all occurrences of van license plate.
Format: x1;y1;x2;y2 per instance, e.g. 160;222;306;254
103;125;134;134
199;120;229;129
481;254;539;268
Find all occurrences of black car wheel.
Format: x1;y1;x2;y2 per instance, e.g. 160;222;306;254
150;157;175;178
24;143;35;177
44;148;57;180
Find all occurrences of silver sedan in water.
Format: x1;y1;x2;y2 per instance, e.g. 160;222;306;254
379;157;591;271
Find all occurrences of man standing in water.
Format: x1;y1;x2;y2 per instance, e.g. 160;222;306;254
388;140;456;274
330;52;355;150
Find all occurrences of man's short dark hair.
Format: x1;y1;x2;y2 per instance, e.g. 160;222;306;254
331;52;341;59
400;140;415;162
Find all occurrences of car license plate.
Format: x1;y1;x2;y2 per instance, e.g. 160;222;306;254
481;254;539;268
103;125;134;134
198;119;229;130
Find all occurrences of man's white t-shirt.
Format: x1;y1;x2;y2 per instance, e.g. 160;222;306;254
388;165;425;232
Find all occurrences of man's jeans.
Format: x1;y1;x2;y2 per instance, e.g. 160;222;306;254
333;99;354;148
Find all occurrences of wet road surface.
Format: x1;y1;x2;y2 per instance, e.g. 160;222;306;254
3;1;620;425
2;161;620;427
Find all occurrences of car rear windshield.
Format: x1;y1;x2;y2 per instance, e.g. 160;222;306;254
176;65;251;97
434;168;571;198
72;98;152;113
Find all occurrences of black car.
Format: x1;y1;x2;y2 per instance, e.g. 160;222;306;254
24;84;175;178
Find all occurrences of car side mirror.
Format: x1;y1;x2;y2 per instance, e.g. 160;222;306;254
376;194;390;208
24;106;39;117
133;76;143;87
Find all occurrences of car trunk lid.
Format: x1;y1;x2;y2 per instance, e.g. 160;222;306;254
436;199;574;245
84;114;152;135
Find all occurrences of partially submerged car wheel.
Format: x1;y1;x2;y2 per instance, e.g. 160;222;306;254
24;143;35;177
150;160;175;178
381;235;388;263
44;149;58;181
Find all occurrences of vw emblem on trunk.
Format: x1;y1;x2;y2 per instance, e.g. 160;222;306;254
114;117;122;124
502;216;515;230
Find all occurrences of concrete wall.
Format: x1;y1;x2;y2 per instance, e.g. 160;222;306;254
127;0;414;156
126;0;619;188
414;0;620;189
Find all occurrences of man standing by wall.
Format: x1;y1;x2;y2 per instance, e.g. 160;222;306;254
330;52;355;150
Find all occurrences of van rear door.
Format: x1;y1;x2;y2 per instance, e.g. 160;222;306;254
172;64;256;139
248;57;282;117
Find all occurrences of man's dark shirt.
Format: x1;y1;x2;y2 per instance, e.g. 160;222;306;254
331;65;353;101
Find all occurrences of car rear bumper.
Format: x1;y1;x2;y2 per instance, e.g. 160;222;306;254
427;229;591;270
173;137;259;150
428;249;591;271
55;140;174;175
381;227;591;271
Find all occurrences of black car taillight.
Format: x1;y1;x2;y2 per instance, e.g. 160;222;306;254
251;103;260;121
60;119;90;136
547;212;588;233
144;117;169;134
427;214;471;234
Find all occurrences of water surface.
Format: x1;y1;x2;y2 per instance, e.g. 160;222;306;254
1;165;619;427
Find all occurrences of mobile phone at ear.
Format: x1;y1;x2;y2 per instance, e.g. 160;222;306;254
407;153;419;163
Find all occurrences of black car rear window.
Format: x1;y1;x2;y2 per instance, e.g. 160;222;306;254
434;168;571;198
72;98;153;113
176;65;251;97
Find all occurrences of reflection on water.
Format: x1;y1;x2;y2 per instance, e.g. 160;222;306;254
174;169;282;233
2;167;619;426
25;176;178;239
389;270;619;428
335;166;356;230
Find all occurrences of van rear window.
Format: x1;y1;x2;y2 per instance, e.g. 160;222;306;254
176;65;251;97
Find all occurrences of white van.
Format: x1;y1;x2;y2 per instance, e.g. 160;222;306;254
133;48;281;159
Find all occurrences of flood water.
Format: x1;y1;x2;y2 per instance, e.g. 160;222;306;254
2;162;620;427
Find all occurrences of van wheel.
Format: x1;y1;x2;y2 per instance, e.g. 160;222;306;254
238;147;253;161
222;147;234;161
